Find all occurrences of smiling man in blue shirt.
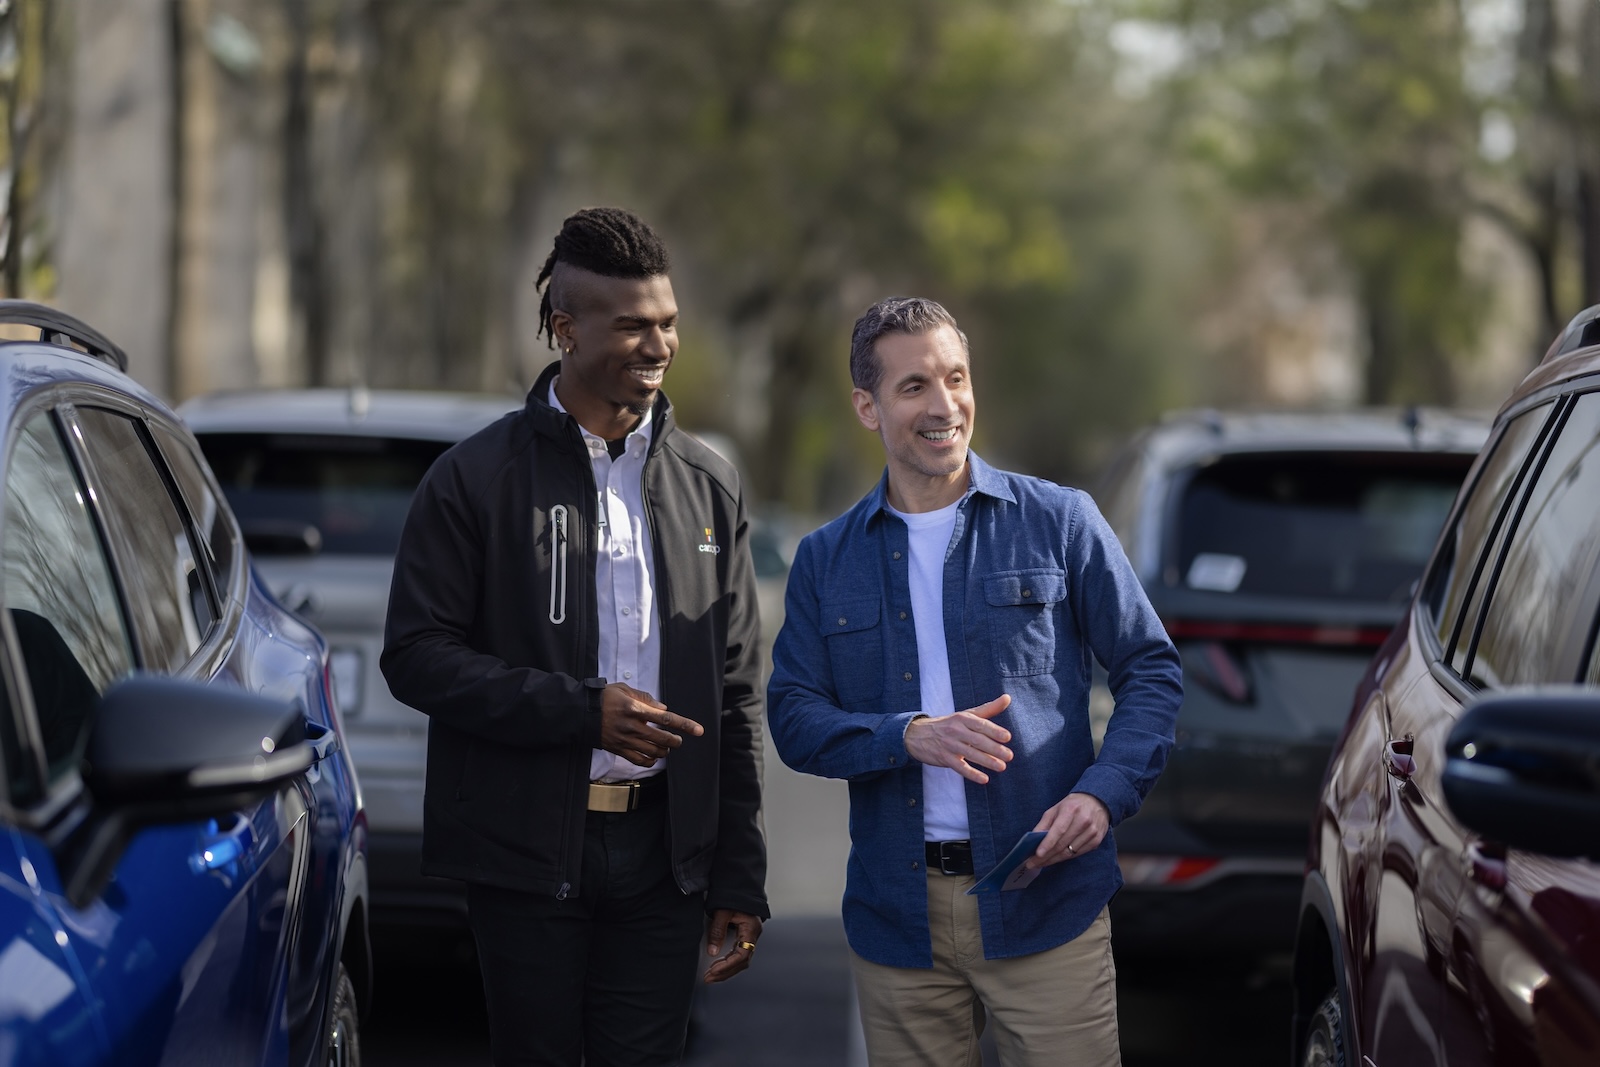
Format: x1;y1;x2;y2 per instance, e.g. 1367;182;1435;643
767;297;1182;1067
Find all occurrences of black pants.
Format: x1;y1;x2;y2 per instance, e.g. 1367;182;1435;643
467;798;705;1067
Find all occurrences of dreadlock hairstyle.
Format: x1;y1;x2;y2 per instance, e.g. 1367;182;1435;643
535;207;672;348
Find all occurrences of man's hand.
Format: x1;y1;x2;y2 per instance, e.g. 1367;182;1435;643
1026;792;1111;870
703;909;762;984
598;683;704;766
903;694;1013;784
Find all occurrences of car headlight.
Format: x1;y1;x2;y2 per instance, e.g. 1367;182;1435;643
328;647;363;716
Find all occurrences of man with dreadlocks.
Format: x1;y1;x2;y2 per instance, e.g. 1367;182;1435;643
383;207;768;1066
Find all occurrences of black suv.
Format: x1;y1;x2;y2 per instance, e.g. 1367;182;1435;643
1094;409;1487;960
1294;308;1600;1066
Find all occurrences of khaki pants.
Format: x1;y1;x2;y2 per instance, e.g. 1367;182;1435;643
850;871;1121;1067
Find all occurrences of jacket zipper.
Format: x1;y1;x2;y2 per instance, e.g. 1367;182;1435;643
550;499;574;900
549;504;569;625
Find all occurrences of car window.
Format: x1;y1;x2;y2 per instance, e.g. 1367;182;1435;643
2;412;133;791
150;421;237;598
74;408;216;672
195;433;452;556
0;647;29;803
1173;451;1475;603
1425;403;1555;667
1466;393;1600;687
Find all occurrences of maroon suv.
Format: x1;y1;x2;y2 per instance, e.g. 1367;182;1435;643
1294;306;1600;1066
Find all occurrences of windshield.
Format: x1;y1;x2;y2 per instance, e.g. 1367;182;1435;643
196;432;452;556
1175;450;1475;604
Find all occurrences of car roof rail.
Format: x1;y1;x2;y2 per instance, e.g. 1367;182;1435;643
0;300;129;372
1543;304;1600;364
1159;408;1227;436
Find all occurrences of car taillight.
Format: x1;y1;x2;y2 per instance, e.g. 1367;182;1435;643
1118;855;1222;887
1164;619;1392;648
328;646;364;716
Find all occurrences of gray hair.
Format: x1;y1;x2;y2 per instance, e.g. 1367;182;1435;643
848;296;970;395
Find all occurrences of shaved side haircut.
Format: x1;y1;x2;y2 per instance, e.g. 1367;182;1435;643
535;207;672;347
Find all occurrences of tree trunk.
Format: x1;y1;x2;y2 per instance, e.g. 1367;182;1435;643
53;0;175;394
171;0;264;400
283;0;327;385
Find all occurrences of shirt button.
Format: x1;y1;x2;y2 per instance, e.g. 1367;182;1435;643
1022;588;1032;598
908;797;917;807
889;756;898;765
911;861;920;871
622;607;631;615
838;617;848;627
893;551;902;560
899;611;908;620
903;672;913;682
624;671;632;679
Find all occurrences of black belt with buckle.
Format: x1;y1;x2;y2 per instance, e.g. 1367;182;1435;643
587;774;666;813
926;840;974;876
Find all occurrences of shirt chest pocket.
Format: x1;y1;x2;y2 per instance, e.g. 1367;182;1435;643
983;570;1068;677
821;596;882;708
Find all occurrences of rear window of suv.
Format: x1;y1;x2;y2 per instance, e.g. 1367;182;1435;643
1175;451;1476;604
196;433;451;556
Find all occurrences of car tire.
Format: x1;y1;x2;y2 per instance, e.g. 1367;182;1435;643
324;961;361;1067
1301;990;1347;1067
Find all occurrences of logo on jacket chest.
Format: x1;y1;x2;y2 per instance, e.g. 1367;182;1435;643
698;527;721;554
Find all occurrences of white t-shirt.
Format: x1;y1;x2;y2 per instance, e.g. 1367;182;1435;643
887;499;969;842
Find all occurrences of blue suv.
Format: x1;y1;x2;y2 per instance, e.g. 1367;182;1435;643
0;304;370;1065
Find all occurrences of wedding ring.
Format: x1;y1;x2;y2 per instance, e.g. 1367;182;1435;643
737;940;757;953
1067;843;1077;853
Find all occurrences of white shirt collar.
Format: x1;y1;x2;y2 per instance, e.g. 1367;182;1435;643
549;377;653;453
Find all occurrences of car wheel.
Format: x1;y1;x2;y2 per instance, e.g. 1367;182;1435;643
1302;991;1347;1067
325;962;361;1067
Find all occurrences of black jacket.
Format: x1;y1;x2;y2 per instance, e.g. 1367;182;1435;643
381;363;768;917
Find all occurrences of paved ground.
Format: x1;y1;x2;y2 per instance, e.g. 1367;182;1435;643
360;703;1297;1065
361;919;1293;1066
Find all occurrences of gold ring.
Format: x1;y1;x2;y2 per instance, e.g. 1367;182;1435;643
737;940;757;953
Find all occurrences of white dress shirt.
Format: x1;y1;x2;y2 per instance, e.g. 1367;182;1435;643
549;382;663;781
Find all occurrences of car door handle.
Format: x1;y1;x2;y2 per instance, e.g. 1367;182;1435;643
191;814;254;873
306;720;339;761
1384;739;1416;780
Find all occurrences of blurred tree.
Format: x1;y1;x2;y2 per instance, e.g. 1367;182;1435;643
499;0;1197;501
0;0;58;298
1139;0;1485;405
1476;0;1600;344
296;0;1201;501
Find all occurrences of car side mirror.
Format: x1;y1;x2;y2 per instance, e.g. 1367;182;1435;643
57;674;315;908
1442;690;1600;861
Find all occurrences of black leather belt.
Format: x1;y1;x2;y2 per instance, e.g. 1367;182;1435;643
587;774;667;813
925;840;973;876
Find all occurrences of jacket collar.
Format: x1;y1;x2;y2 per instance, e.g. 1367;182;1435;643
524;359;676;456
864;451;1015;526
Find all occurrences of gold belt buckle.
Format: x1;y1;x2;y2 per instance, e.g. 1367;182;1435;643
587;781;639;813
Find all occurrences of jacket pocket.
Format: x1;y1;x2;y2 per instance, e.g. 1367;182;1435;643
821;596;882;707
983;569;1067;677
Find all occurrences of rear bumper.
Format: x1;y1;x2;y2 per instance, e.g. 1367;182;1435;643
1110;871;1302;960
367;831;467;928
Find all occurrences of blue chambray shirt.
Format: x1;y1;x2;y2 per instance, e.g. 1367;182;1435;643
767;454;1182;968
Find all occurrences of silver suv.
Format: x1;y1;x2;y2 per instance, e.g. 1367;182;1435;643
180;388;519;927
1093;408;1489;964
